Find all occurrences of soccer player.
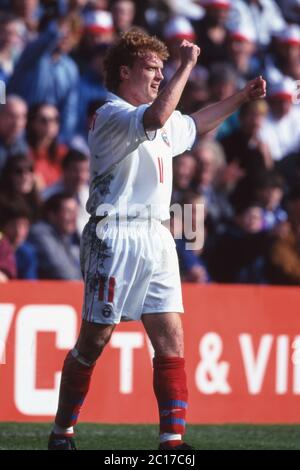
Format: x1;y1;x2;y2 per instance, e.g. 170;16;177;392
48;28;266;450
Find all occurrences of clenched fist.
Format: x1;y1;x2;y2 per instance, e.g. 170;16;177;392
243;76;267;101
179;40;201;68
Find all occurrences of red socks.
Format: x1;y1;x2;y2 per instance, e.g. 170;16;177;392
54;352;188;447
55;351;95;429
153;356;188;447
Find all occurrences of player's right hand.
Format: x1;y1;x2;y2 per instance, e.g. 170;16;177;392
179;40;201;68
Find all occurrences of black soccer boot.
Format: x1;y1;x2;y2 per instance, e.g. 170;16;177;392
48;432;77;450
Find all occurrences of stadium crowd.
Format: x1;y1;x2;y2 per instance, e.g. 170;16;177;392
1;0;300;285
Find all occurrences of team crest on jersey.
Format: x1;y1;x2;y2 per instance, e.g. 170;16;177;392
102;304;113;318
161;128;170;147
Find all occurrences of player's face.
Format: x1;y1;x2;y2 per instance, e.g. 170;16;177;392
126;52;164;104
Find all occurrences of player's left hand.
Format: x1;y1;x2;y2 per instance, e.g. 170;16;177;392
244;76;267;101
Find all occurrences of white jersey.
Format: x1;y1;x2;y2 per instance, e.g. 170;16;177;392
87;92;196;222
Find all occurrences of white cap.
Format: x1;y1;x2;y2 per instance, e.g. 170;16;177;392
84;11;114;35
201;0;231;8
276;24;300;45
268;77;296;100
229;24;255;43
163;16;196;41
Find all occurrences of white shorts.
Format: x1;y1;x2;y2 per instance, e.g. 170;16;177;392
80;218;184;324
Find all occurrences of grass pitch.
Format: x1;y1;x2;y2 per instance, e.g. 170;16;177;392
0;423;300;450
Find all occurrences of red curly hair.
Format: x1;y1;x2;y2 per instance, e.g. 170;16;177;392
104;28;169;92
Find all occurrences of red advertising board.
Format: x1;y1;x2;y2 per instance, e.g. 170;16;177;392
0;282;300;423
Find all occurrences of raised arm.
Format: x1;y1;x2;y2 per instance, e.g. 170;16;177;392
191;76;267;136
143;40;200;131
10;23;60;73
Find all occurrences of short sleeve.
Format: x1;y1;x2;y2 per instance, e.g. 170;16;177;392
89;102;156;175
168;111;197;157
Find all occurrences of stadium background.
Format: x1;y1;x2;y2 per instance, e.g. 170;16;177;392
1;0;300;450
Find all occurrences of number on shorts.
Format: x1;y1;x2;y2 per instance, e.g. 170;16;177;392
98;276;115;302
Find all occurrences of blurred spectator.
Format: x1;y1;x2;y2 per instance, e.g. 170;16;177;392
172;152;197;204
220;99;273;183
162;0;204;21
0;153;42;222
84;9;115;42
265;24;300;82
207;202;270;283
268;189;300;284
253;170;287;230
42;149;90;234
0;200;37;279
11;0;41;37
26;103;68;188
192;0;231;68
133;1;170;36
0;229;16;281
179;78;209;115
209;62;238;102
77;44;108;137
68;0;90;14
86;0;109;9
259;78;300;161
8;16;82;142
277;0;300;24
227;25;260;87
74;9;114;73
228;0;286;50
0;94;28;172
162;15;208;92
208;63;239;139
111;0;136;35
0;13;26;83
29;193;82;279
277;150;300;191
163;16;195;81
192;139;233;231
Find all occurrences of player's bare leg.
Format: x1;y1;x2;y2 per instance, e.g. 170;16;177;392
74;320;115;363
48;320;115;450
142;312;192;450
142;312;184;356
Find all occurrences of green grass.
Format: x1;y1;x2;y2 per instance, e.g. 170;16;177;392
1;423;300;450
